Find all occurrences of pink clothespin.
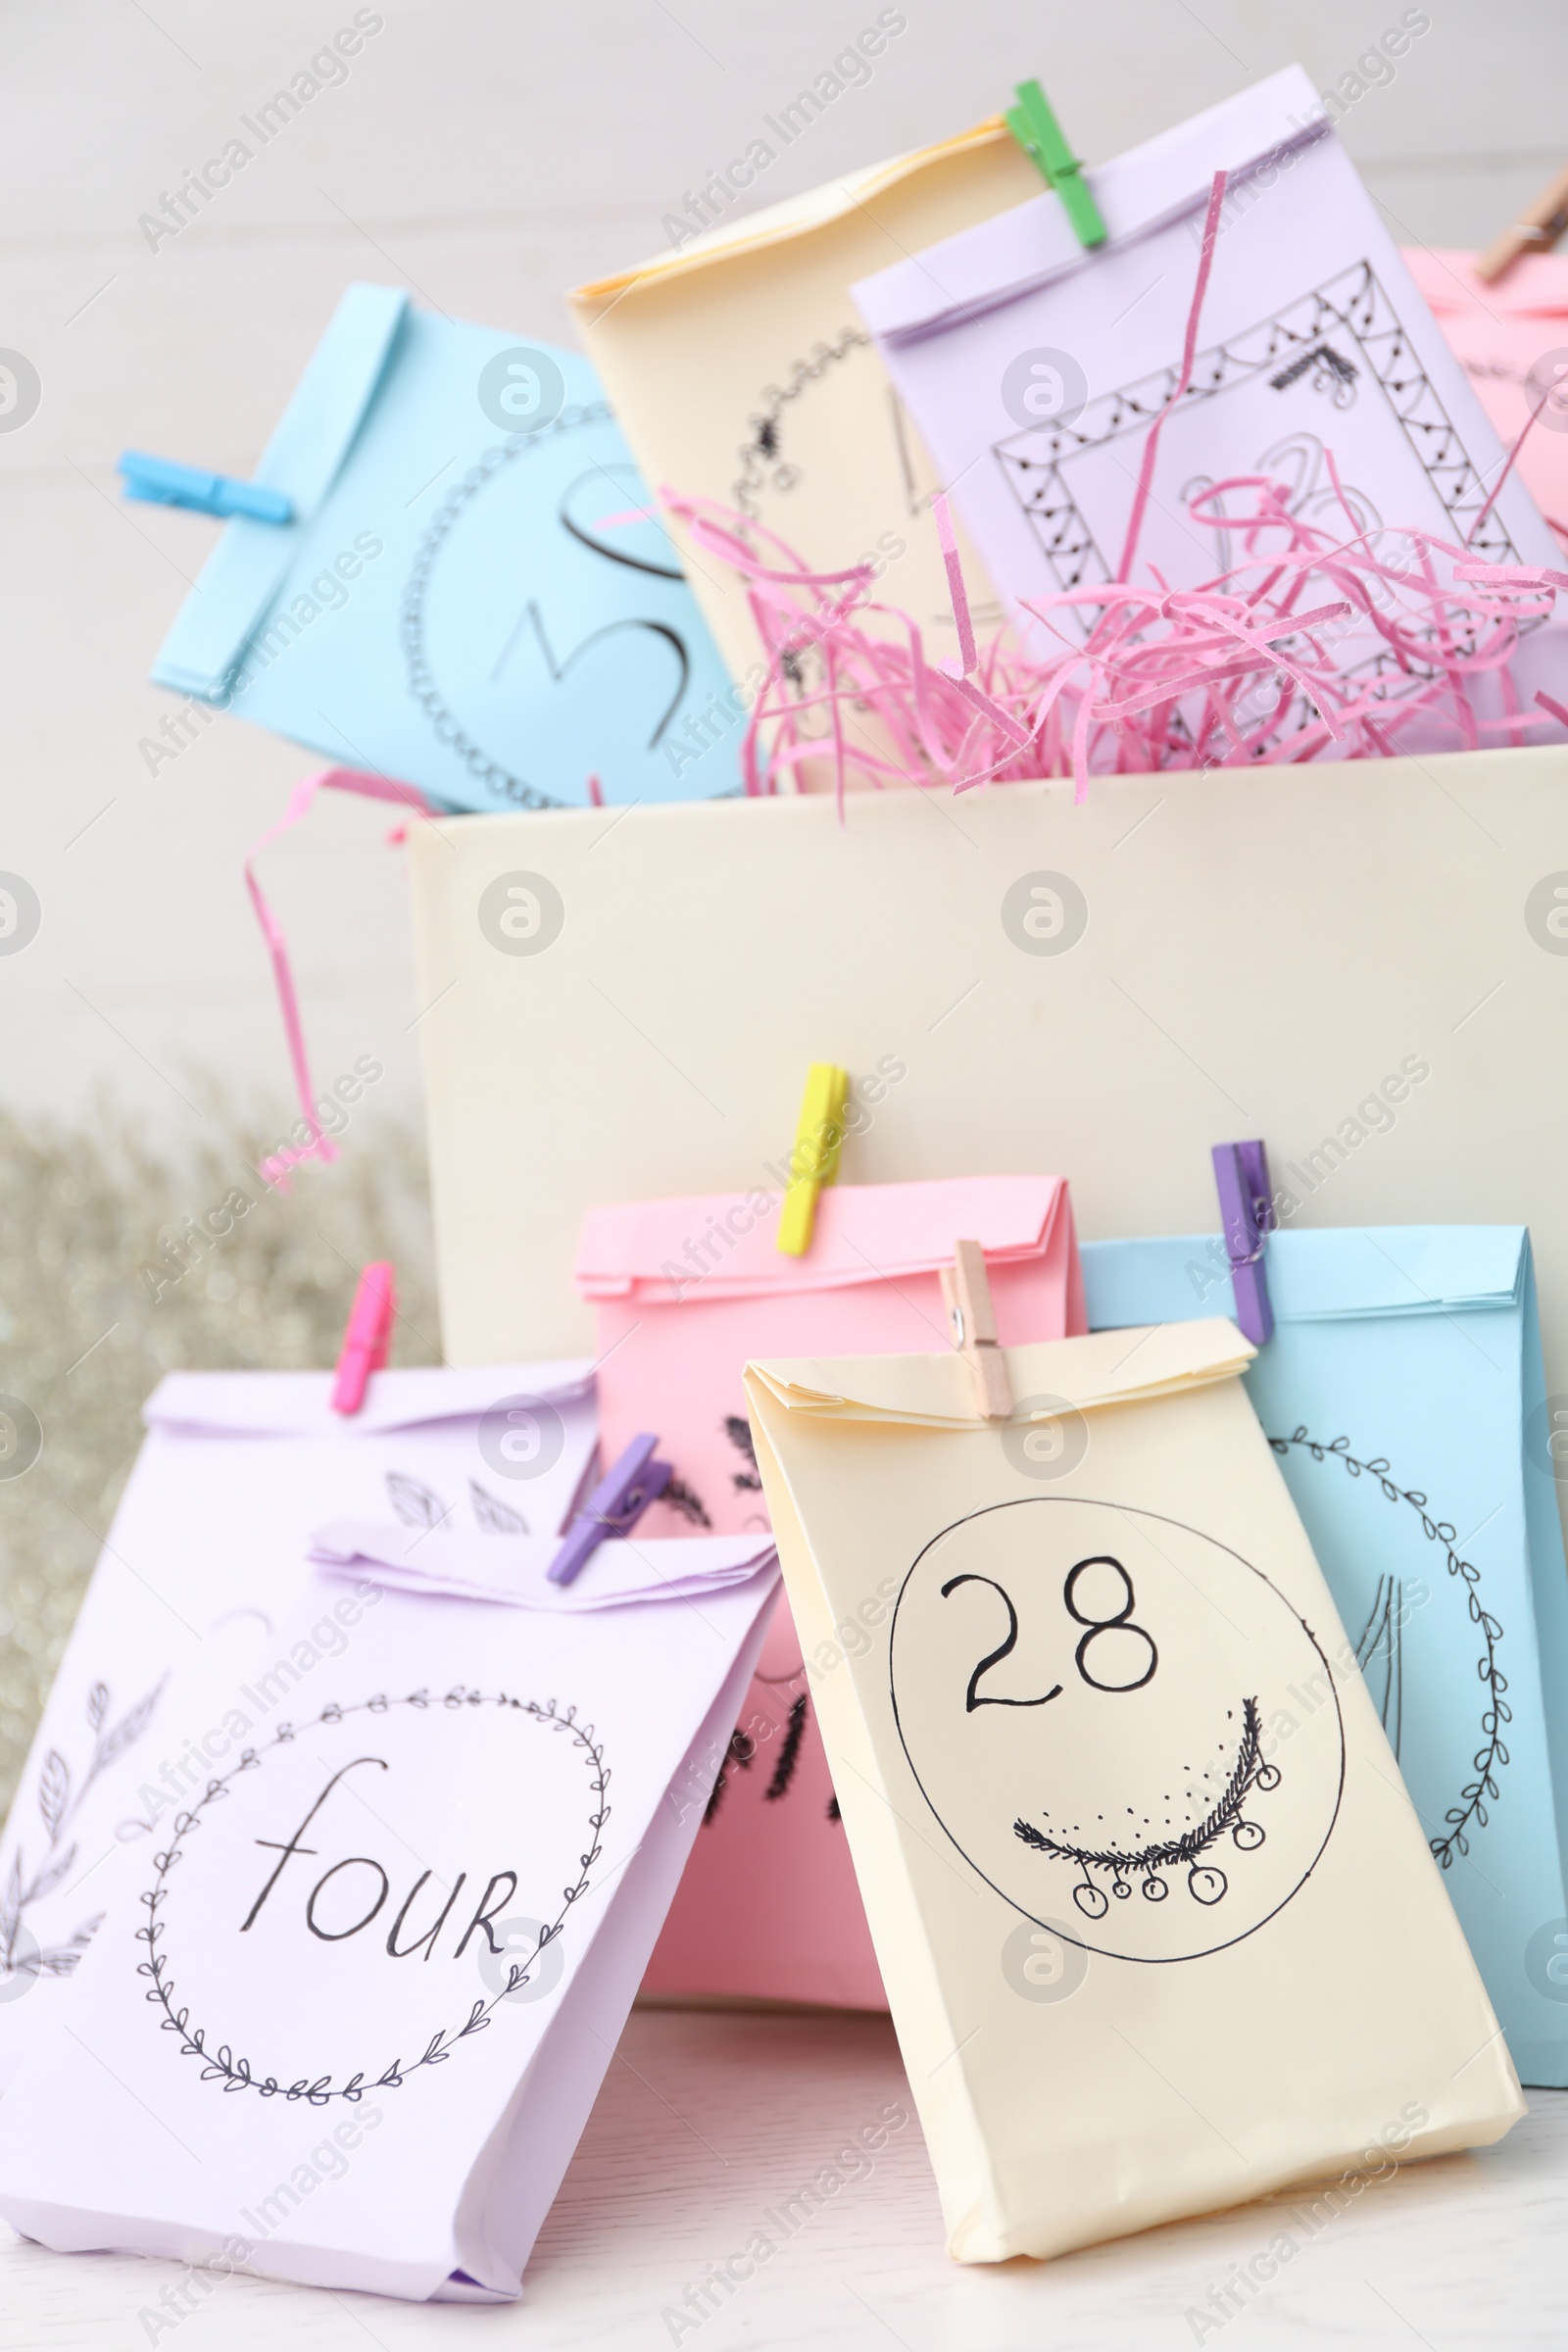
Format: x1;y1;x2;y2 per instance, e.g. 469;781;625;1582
330;1261;396;1415
549;1433;671;1586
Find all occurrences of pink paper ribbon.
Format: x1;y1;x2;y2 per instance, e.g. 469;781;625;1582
244;767;434;1188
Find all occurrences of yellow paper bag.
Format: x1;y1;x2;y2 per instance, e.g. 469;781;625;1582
743;1322;1523;2262
568;116;1040;687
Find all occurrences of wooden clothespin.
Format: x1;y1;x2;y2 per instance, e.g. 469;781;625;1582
1211;1142;1274;1347
1004;79;1107;251
1475;161;1568;283
330;1261;395;1415
941;1240;1013;1420
776;1062;850;1256
549;1433;671;1586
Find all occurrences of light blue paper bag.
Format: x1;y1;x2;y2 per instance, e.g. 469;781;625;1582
1084;1225;1568;2088
152;285;744;809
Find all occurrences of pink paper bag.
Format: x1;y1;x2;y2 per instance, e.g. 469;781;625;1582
1408;246;1568;537
575;1173;1083;2006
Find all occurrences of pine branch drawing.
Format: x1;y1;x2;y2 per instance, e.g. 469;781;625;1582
723;1415;763;1494
662;1475;712;1530
1014;1696;1279;1913
763;1695;808;1802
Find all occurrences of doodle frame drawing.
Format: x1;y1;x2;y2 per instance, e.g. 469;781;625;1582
991;259;1527;660
137;1687;609;2105
888;1495;1347;1966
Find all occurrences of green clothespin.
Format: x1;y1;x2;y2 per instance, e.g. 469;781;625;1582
1004;78;1107;251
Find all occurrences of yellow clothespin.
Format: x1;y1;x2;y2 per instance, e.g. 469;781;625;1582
776;1062;850;1255
941;1239;1013;1420
1475;160;1568;282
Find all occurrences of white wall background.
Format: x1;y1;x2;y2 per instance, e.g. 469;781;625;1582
4;0;1564;1156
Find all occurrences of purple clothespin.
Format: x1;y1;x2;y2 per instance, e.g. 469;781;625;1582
548;1433;671;1587
1211;1140;1275;1347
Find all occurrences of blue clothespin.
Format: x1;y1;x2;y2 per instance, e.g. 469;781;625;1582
1211;1140;1275;1347
118;449;293;525
548;1433;671;1587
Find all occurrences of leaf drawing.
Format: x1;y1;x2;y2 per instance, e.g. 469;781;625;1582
387;1471;450;1531
86;1682;109;1733
23;1843;77;1907
469;1479;527;1537
0;1853;21;1966
91;1683;164;1780
37;1750;70;1843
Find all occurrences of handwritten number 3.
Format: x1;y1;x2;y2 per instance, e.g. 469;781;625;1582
941;1556;1157;1712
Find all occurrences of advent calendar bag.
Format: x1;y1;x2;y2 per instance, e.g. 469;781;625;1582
0;1369;777;2300
851;66;1567;718
744;1321;1522;2261
0;1359;599;2085
150;287;743;808
576;1172;1082;2007
1084;1223;1568;2088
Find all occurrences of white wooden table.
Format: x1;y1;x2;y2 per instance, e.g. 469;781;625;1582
3;2005;1566;2349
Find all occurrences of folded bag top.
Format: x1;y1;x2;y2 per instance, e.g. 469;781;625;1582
747;1313;1250;1423
574;1172;1074;1302
142;1358;597;1438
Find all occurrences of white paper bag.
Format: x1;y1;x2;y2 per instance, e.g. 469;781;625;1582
406;748;1568;1410
743;1324;1522;2260
0;1367;777;2300
0;1360;598;2082
851;67;1567;724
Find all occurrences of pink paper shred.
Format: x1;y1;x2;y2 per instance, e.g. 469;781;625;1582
663;170;1565;808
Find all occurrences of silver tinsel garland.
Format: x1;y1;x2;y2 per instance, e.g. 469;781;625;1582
0;1101;438;1818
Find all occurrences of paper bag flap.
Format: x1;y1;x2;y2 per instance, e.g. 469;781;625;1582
569;119;1015;303
1084;1227;1528;1330
143;1359;595;1437
854;65;1326;344
310;1523;777;1610
1407;248;1568;318
746;1318;1252;1426
152;283;408;698
575;1174;1069;1302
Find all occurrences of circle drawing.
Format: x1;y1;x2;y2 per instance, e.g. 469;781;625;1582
890;1496;1344;1963
136;1688;607;2102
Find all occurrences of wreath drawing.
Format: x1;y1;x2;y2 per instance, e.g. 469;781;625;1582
1014;1694;1281;1914
1268;1429;1506;1869
137;1687;608;2104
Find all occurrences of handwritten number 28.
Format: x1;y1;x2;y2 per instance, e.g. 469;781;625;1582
940;1556;1157;1712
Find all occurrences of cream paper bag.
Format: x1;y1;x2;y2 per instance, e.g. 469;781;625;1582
568;115;1040;688
742;1322;1523;2262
